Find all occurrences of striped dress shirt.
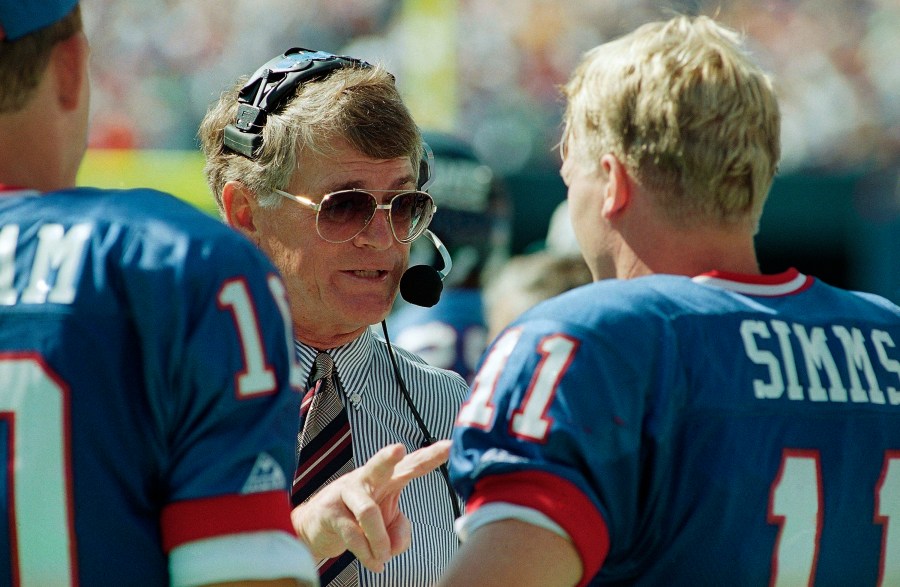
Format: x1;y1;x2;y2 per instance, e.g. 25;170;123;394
294;326;469;586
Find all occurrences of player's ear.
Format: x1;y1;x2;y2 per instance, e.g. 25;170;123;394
222;181;259;242
600;154;630;218
53;32;89;112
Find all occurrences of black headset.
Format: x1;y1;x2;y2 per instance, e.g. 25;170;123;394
225;47;461;520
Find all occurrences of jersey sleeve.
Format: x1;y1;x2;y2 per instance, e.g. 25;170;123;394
121;222;310;582
450;308;678;583
168;531;317;587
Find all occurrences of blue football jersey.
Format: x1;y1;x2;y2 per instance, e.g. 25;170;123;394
390;289;488;383
0;187;312;585
451;269;900;586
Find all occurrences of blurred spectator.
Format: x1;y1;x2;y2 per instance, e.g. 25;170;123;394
482;250;594;341
482;195;614;340
545;199;581;256
546;198;616;274
389;130;511;382
80;0;898;175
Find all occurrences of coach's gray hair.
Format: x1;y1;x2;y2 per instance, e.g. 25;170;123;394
199;63;423;213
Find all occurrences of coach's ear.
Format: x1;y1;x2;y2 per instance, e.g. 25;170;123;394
599;154;631;219
222;181;259;243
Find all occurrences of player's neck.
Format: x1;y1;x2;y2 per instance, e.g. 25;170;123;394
0;98;74;193
617;226;760;279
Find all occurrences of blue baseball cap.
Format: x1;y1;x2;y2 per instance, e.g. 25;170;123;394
0;0;79;41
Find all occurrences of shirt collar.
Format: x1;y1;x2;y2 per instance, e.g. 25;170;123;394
294;327;375;397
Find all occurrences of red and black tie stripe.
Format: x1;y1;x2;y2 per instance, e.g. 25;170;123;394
292;351;358;585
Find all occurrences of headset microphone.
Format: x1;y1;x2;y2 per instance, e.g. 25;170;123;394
400;229;452;307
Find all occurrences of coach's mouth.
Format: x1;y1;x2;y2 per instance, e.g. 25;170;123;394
345;269;388;280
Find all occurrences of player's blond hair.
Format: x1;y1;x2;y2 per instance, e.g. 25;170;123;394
0;5;83;113
198;63;423;213
561;15;781;231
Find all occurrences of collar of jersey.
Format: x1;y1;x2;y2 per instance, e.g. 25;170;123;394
692;267;813;297
0;185;39;197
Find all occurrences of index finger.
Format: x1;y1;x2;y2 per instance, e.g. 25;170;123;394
357;443;409;486
391;439;451;484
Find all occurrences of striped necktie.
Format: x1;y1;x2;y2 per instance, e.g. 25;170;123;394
292;351;358;586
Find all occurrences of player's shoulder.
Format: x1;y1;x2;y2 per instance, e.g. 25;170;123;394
522;274;703;329
812;278;900;322
66;186;267;262
52;188;274;276
59;186;228;234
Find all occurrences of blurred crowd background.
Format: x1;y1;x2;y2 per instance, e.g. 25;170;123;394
78;0;900;300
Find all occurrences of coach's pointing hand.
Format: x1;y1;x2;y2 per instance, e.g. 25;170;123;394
291;440;451;572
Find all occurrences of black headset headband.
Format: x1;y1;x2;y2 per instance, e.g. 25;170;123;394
223;47;370;159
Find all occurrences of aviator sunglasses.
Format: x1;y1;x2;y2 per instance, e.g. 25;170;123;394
274;188;437;244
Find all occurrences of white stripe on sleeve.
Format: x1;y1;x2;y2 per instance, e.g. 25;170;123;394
169;530;319;587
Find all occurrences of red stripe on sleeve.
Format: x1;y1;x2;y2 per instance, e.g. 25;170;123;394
161;490;294;552
467;470;610;586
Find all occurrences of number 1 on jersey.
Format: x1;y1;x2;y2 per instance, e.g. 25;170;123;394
456;329;578;442
218;276;304;397
876;451;900;586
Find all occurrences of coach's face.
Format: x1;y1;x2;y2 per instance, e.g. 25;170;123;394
229;136;415;349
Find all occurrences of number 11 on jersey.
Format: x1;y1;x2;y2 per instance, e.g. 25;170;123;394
769;449;900;586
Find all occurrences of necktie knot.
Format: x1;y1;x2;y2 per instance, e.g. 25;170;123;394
310;351;335;387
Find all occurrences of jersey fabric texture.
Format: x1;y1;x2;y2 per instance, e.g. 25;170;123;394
389;288;488;383
450;269;900;586
0;187;314;586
